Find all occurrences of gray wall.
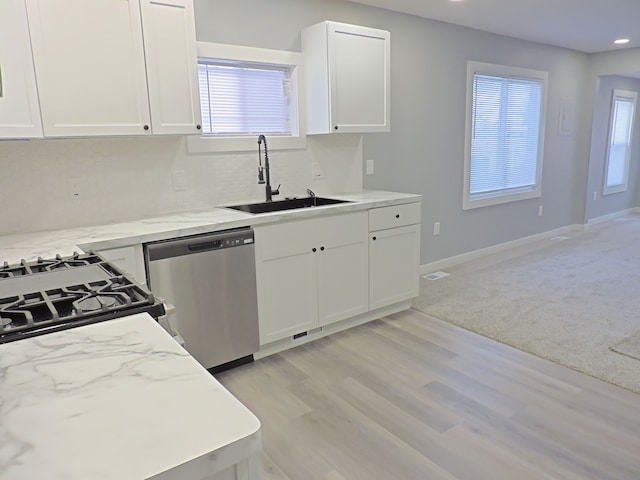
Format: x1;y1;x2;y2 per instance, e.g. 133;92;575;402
196;0;591;265
359;14;590;263
582;48;640;222
584;75;640;221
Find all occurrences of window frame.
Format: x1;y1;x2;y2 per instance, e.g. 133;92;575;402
602;89;637;196
463;61;548;210
187;42;306;153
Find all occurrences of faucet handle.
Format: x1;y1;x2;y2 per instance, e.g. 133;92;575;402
272;184;281;196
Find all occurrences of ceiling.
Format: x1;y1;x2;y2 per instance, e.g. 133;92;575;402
346;0;640;54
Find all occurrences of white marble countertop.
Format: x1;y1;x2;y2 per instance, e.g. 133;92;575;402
0;189;420;479
0;313;261;480
0;190;421;265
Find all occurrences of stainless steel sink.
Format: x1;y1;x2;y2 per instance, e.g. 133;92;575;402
226;196;350;214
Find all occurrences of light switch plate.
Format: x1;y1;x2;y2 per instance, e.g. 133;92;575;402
172;171;186;191
366;159;374;175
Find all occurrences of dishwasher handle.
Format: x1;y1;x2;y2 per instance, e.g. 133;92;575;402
188;239;223;252
146;228;254;262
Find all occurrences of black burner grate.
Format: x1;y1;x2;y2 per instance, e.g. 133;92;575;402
0;252;164;343
0;252;105;278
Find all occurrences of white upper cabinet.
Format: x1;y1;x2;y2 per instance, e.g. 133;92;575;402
302;21;390;134
26;0;151;137
139;0;201;135
0;0;43;138
25;0;201;137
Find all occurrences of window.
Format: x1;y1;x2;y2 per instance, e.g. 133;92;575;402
463;62;548;210
198;61;292;136
603;89;637;195
187;43;305;153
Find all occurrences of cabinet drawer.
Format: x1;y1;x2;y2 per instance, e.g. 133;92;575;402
369;202;420;231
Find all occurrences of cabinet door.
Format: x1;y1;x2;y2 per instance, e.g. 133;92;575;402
26;0;151;136
316;212;369;327
317;239;368;327
255;222;318;345
139;0;202;135
97;245;147;286
329;23;390;133
369;224;420;310
256;251;318;345
0;0;42;138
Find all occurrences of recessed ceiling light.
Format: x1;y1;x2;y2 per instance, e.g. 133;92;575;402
614;38;630;45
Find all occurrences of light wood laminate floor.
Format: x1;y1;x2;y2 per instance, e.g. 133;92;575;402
216;309;640;480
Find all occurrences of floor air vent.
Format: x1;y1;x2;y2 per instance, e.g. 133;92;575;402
423;271;450;281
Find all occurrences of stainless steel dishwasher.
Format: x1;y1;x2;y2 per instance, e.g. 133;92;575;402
144;227;259;372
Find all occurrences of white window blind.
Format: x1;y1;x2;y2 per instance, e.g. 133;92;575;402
464;62;547;209
470;74;543;195
604;89;637;195
198;62;291;136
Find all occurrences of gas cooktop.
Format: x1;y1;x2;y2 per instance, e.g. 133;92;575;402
0;252;164;344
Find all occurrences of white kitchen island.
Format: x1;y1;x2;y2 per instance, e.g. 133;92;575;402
0;313;261;480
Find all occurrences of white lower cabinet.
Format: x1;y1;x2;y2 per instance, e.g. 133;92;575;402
369;202;421;310
369;224;420;310
96;244;147;286
254;211;368;345
257;248;318;344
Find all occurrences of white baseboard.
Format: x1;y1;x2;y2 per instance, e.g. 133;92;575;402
586;208;639;226
419;225;574;274
420;209;640;274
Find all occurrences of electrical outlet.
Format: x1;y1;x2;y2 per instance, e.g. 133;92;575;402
366;159;374;175
433;221;440;236
312;162;324;179
538;205;543;217
593;191;597;201
67;176;82;199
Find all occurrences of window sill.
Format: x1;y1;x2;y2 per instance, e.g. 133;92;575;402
463;187;540;210
602;184;628;196
186;134;306;154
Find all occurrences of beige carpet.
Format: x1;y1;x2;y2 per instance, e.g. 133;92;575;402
412;213;640;393
611;330;640;361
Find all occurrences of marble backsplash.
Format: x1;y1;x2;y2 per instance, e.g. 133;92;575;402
0;134;363;235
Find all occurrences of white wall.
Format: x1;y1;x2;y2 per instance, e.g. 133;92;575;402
0;134;363;235
2;0;638;267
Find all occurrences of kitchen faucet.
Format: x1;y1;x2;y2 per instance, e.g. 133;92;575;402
257;134;280;202
306;188;317;206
